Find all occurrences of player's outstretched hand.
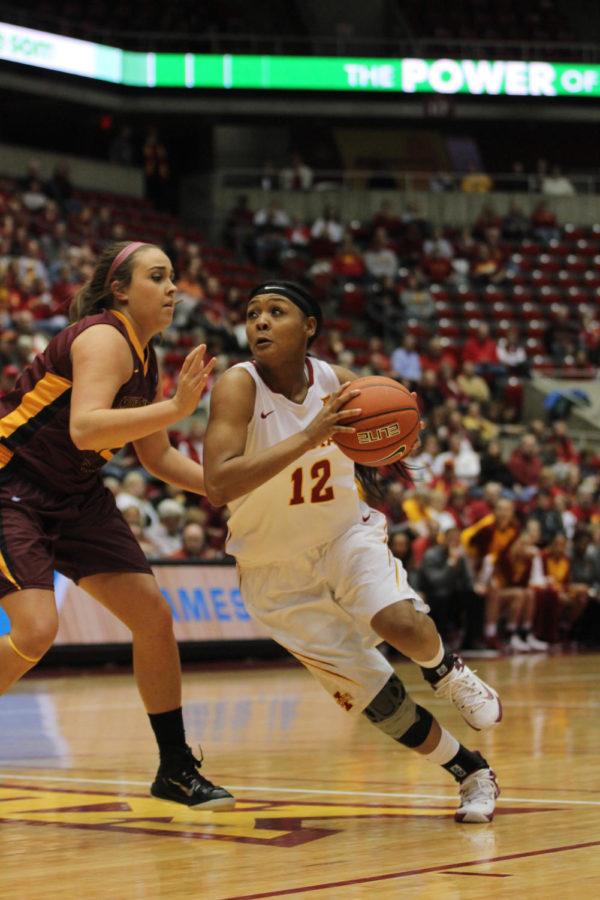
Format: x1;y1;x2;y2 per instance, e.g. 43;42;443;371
303;383;361;448
172;344;216;418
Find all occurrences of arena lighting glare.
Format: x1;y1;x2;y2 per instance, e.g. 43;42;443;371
1;21;600;96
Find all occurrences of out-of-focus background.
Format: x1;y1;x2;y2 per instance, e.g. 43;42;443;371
2;0;600;658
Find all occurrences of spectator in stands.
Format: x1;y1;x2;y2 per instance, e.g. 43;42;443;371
462;496;519;580
429;172;455;193
464;482;502;526
20;160;44;193
279;153;314;191
390;334;421;387
170;522;222;561
409;433;440;486
367;336;391;373
460;162;492;194
421;246;453;283
462;323;503;379
571;485;600;527
148;499;186;557
399;272;435;321
387;530;414;576
531;201;560;243
527;491;565;547
109;125;135;166
224;194;255;259
310;206;344;246
496;161;530;193
253;201;291;266
548;420;580;466
21;180;48;214
371;200;402;237
462;400;499;447
470;243;507;286
456;360;491;404
501;202;530;242
478;441;513;489
433;433;481;485
143;127;171;211
46;162;75;215
331;233;366;281
497;327;529;377
544;304;579;365
423;226;454;260
486;532;548;652
542;165;576;197
364;227;398;281
417;524;482;649
285;217;311;256
418;370;446;411
122;505;159;558
420;337;457;377
115;471;159;529
176;416;206;464
509;434;543;489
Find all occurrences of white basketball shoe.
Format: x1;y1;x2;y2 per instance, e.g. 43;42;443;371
455;767;500;823
526;633;549;651
433;657;502;731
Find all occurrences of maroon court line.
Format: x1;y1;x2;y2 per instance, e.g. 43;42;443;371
223;838;600;900
441;872;511;878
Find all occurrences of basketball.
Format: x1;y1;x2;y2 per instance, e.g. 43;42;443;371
333;376;421;466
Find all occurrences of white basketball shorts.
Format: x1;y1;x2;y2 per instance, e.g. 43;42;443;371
237;509;429;714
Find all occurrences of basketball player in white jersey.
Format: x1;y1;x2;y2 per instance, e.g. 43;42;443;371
204;282;501;822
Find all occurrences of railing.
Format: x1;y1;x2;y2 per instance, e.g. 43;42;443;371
0;7;597;61
214;169;600;196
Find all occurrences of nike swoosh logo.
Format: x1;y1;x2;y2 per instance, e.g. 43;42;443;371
166;778;195;797
261;410;274;419
362;513;371;523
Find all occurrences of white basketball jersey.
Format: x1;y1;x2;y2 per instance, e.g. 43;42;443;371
226;358;363;565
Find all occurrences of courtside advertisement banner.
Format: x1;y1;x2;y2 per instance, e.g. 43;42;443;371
1;21;599;96
0;565;268;644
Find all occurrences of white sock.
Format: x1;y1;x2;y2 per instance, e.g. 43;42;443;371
411;635;444;669
484;623;497;638
423;727;460;766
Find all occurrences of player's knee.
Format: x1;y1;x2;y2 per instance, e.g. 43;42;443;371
363;674;433;747
371;601;424;646
135;589;174;635
11;607;59;658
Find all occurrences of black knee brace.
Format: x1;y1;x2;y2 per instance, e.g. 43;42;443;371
363;674;433;748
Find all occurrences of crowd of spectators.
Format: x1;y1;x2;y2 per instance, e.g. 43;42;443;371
2;160;600;655
249;155;584;196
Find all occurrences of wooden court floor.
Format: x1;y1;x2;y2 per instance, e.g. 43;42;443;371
1;653;599;899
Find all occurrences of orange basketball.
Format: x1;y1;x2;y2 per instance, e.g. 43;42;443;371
333;376;420;467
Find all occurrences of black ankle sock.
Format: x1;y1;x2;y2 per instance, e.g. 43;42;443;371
442;746;488;783
148;707;187;761
421;649;456;685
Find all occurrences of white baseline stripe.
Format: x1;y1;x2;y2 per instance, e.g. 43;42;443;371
0;772;598;806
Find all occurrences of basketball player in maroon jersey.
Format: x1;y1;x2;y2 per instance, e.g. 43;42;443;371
0;241;234;809
203;281;501;822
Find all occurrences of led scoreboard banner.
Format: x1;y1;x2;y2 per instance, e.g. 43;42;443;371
1;21;599;96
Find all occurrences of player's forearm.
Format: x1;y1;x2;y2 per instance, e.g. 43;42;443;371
144;446;206;495
205;432;312;507
70;399;182;451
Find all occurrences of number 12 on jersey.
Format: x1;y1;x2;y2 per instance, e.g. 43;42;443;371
290;459;335;505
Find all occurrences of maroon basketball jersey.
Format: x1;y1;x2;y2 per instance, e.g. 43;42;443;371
0;309;159;492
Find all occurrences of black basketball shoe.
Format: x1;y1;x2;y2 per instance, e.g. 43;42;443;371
151;745;235;810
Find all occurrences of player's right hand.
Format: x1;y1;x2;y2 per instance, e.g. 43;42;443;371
303;383;361;448
172;344;216;418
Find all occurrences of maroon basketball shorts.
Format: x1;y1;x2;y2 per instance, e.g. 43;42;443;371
0;472;152;599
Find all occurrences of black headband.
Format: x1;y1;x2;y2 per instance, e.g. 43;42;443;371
248;281;323;341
